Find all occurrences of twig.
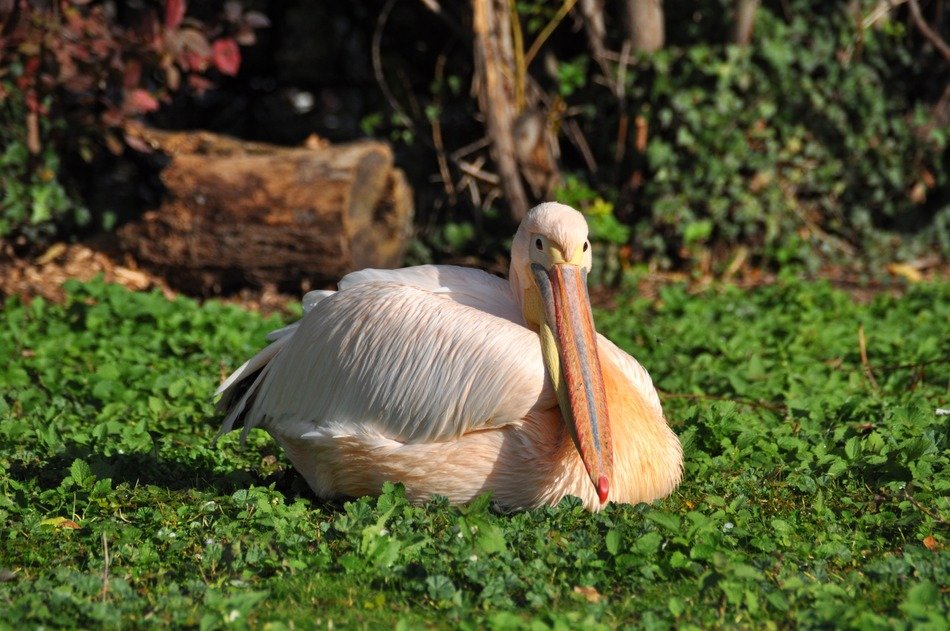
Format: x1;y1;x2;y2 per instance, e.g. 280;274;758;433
450;137;492;162
417;0;442;13
614;39;632;164
578;0;613;82
457;158;501;185
903;487;949;525
376;0;499;207
862;0;908;30
395;65;426;123
858;324;880;392
733;0;761;46
524;0;579;68
372;0;414;130
100;532;110;601
908;0;950;61
464;175;482;207
874;357;949;371
483;186;502;210
473;0;530;221
432;51;457;202
563;116;597;173
508;0;526;111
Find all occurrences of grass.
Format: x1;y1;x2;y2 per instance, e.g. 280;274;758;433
0;277;947;629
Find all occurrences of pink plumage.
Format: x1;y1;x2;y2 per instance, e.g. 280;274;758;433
217;203;682;511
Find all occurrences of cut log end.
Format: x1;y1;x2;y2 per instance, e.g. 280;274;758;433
118;127;414;294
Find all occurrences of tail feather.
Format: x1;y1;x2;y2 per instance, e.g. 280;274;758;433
215;323;300;439
215;288;336;441
215;336;287;441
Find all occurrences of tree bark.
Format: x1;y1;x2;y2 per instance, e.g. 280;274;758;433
578;0;610;73
117;126;414;294
625;0;665;53
472;0;530;222
733;0;759;46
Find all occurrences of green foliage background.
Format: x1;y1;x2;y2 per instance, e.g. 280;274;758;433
1;1;946;272
618;4;947;268
1;279;947;628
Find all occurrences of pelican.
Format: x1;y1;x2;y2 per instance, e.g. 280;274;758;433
216;202;682;511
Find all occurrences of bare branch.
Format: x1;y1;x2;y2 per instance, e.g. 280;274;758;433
432;51;457;202
524;0;579;68
733;0;760;46
472;0;530;221
625;0;665;53
372;0;413;129
908;0;950;61
417;0;442;14
578;0;612;80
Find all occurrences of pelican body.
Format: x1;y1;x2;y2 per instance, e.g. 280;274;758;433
217;203;682;511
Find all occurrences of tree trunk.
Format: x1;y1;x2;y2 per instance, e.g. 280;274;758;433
117;126;414;294
625;0;665;53
472;0;530;222
578;0;609;72
733;0;759;46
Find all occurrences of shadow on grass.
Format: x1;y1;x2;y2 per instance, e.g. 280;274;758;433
5;439;337;508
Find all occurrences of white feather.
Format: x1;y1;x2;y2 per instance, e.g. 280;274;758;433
214;204;683;510
217;265;552;445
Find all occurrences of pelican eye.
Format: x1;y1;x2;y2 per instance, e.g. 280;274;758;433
535;238;543;251
583;241;589;252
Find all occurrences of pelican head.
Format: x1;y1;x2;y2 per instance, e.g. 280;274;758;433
509;202;612;504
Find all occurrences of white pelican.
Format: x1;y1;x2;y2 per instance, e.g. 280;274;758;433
217;202;682;511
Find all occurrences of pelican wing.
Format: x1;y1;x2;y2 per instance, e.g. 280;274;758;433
338;265;524;323
257;266;521;345
218;266;553;444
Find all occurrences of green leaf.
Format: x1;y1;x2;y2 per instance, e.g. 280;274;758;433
683;220;713;244
668;596;685;617
605;529;621;556
476;524;507;555
426;575;457;602
669;551;689;568
901;581;938;618
69;458;94;490
827;458;849;478
844;436;862;461
647;511;681;532
635;531;662;555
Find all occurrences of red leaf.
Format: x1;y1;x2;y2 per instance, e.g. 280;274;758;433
211;38;240;76
23;56;41;77
165;0;186;30
123;60;142;89
187;74;214;95
127;89;160;114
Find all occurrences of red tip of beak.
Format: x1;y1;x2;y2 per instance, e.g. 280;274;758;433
597;476;609;504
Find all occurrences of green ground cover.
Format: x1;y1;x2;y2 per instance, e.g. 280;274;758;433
0;278;947;629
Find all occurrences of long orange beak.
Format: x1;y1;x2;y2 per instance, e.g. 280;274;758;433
532;263;613;504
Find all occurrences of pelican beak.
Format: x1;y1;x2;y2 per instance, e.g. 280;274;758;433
532;262;613;504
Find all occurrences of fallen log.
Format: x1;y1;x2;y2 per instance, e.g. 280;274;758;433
117;126;414;293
